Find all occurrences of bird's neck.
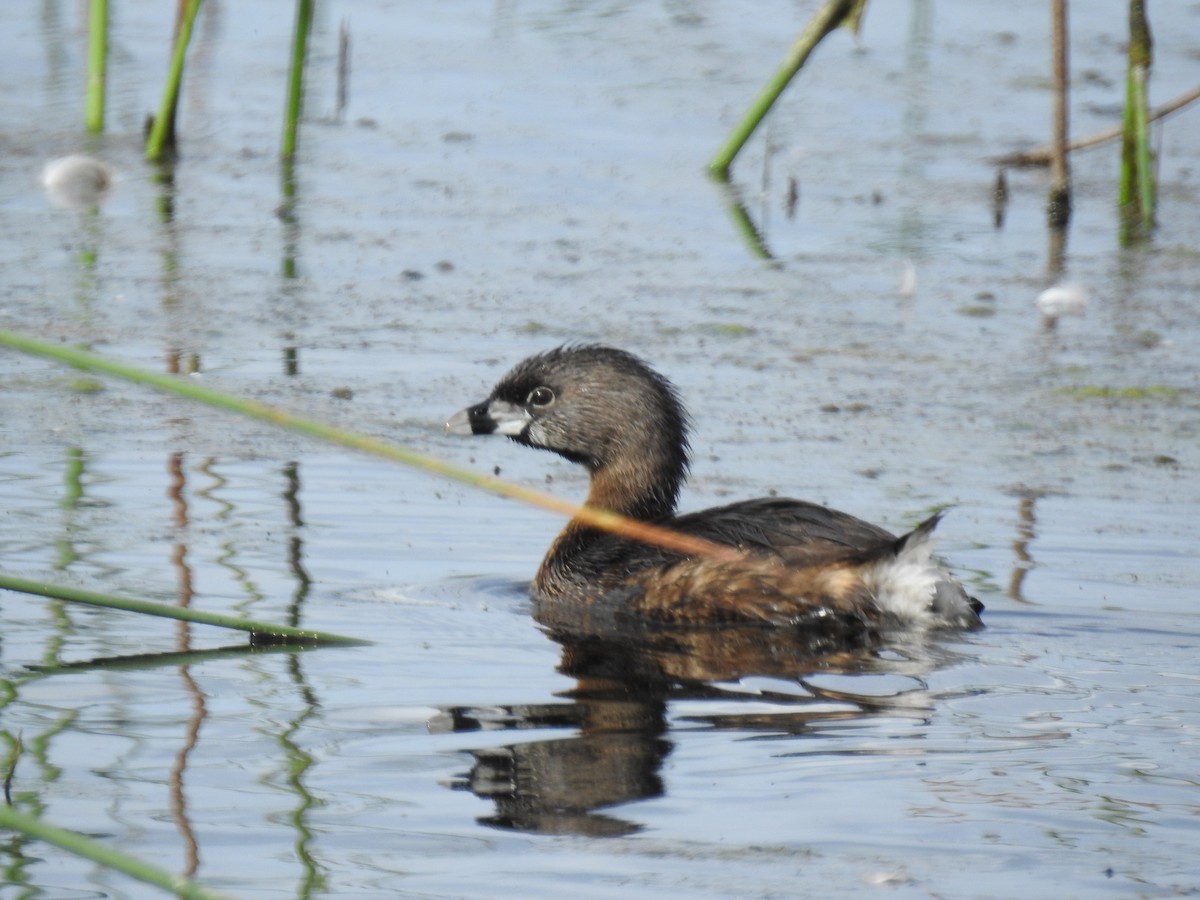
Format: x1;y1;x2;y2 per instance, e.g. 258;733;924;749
534;429;687;598
584;441;683;523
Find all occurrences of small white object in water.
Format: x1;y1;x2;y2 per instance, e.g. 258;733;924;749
41;154;114;209
1036;282;1087;318
898;259;917;298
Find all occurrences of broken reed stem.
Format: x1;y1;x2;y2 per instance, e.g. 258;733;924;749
709;0;865;180
990;83;1200;168
0;573;368;646
85;0;108;132
146;0;203;162
0;806;228;900
1047;0;1071;228
0;330;741;565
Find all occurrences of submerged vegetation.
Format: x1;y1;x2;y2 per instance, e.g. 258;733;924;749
1055;384;1182;401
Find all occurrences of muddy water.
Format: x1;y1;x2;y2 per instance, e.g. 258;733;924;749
2;1;1199;897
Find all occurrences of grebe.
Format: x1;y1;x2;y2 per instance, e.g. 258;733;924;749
446;346;982;632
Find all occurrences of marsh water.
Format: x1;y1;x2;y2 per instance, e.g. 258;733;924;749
3;2;1200;897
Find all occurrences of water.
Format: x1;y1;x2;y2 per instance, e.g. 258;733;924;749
2;1;1200;897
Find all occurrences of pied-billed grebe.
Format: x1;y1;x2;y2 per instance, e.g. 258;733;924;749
445;346;982;632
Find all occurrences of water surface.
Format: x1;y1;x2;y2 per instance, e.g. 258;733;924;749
2;2;1199;897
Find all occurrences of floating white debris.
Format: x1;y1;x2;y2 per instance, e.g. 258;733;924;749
898;259;917;298
1036;282;1087;318
41;154;114;209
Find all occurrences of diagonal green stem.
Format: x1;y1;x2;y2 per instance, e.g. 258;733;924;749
146;0;204;161
282;0;315;160
0;805;228;900
0;329;740;563
0;573;368;646
709;0;865;180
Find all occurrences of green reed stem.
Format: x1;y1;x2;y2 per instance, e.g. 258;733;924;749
146;0;203;161
0;806;228;900
85;0;108;132
0;573;368;646
282;0;315;160
1119;66;1154;234
0;330;740;563
709;0;866;180
1119;0;1155;242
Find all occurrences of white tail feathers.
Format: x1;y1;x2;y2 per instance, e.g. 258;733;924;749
862;514;980;629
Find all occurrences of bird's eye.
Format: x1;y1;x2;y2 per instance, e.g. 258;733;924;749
526;386;555;408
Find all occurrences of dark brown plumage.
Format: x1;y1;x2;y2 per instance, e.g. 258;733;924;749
446;346;982;633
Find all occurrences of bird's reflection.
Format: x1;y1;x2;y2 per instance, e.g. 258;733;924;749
444;685;667;837
442;616;964;836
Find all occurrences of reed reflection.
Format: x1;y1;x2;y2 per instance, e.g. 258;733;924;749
282;461;313;630
166;449;203;876
1007;488;1053;605
445;619;962;837
54;447;86;571
274;459;326;894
